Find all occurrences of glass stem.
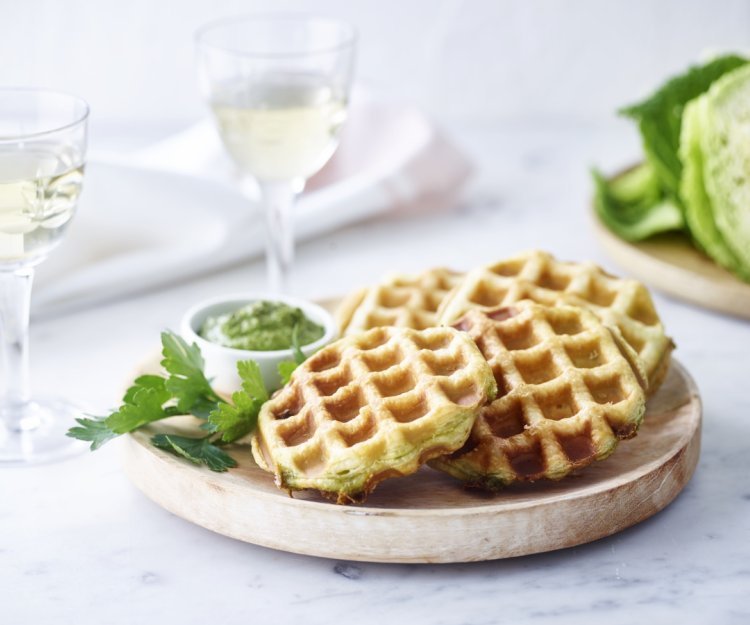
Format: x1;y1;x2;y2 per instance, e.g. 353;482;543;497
259;180;297;293
0;267;34;432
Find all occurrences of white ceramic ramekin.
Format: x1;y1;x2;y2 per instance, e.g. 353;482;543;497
180;293;337;393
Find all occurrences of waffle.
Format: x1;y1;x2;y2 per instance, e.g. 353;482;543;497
335;268;464;335
429;302;647;488
437;250;673;391
251;325;497;503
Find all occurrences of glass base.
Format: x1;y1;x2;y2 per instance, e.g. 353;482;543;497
0;396;88;465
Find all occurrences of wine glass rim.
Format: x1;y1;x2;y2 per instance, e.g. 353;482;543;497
195;13;357;59
0;87;89;142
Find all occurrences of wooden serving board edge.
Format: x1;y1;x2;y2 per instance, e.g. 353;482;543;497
592;182;750;319
121;361;701;563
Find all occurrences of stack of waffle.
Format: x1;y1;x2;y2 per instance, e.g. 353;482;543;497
251;251;674;503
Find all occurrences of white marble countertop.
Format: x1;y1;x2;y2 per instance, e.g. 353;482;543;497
2;122;749;625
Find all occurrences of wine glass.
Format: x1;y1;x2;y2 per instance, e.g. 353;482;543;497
0;89;89;465
196;15;356;292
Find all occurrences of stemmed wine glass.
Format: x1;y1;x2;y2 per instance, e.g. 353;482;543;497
0;89;89;465
196;15;356;292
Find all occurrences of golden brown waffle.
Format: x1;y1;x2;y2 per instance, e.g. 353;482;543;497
429;302;647;488
437;250;673;391
335;268;464;335
251;325;497;503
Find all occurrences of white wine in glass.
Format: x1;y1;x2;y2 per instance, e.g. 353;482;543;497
211;73;348;182
197;16;356;292
0;145;83;263
0;89;89;465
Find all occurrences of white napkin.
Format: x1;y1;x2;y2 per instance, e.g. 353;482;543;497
33;91;473;317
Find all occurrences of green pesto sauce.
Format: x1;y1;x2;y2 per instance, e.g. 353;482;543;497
199;301;324;351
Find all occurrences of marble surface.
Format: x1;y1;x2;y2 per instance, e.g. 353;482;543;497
2;122;750;625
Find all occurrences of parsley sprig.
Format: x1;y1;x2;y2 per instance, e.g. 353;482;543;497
67;330;304;472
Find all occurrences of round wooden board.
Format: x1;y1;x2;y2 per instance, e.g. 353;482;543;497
592;210;750;320
122;356;701;563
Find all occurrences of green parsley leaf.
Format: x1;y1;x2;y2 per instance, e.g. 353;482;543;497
291;323;306;365
67;375;173;448
69;330;280;472
237;360;268;402
151;434;237;472
160;331;220;416
66;416;117;450
277;360;298;385
207;360;269;443
122;374;167;404
275;324;307;385
106;385;171;434
208;392;259;442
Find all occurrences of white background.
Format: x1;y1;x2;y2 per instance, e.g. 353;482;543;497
4;0;750;132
